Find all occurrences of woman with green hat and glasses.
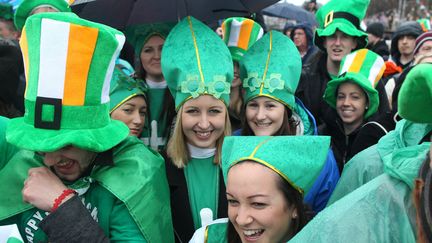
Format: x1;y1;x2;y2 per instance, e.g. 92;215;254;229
125;23;176;151
323;48;387;171
109;67;148;137
238;30;339;213
161;16;233;242
190;135;331;242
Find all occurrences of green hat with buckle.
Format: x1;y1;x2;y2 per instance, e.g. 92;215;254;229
14;0;71;30
222;136;330;195
0;3;14;20
162;16;233;110
314;0;369;51
6;12;129;152
398;63;432;124
240;30;301;110
124;23;174;55
324;49;385;119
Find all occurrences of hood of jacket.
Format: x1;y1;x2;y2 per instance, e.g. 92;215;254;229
390;21;423;61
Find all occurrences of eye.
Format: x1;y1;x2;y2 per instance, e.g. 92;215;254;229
142;47;153;53
139;109;147;116
247;102;258;108
209;108;222;114
251;202;267;209
265;103;276;109
122;108;133;114
185;108;199;114
336;94;345;100
227;199;239;206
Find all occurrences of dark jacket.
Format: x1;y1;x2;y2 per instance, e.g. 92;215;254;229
165;159;228;243
367;39;389;60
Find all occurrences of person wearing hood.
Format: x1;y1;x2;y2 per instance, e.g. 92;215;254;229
366;22;389;60
389;21;423;70
290;23;317;64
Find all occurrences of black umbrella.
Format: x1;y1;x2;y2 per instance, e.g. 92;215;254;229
262;2;317;26
71;0;279;30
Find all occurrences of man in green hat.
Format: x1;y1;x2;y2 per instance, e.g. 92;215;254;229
0;12;173;242
0;3;19;42
296;0;390;129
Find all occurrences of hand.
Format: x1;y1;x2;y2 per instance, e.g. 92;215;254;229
22;167;72;212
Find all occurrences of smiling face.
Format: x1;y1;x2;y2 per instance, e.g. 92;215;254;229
246;97;286;136
41;146;96;182
110;96;147;137
227;162;296;243
336;82;368;132
324;30;358;63
181;95;227;148
140;35;164;81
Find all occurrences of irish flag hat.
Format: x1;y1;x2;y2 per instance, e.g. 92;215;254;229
6;12;129;152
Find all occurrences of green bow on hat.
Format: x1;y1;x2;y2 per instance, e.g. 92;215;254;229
314;0;369;51
6;12;129;152
240;30;301;110
222;136;330;195
324;49;384;119
221;17;264;62
0;3;14;20
398;63;432;124
14;0;71;30
124;23;174;55
109;67;148;112
162;16;233;110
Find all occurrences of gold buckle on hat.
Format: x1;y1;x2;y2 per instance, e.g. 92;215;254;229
324;11;334;27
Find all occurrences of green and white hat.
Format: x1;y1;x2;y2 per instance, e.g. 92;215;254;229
109;67;148;112
162;16;233;110
6;12;128;152
125;23;174;55
221;17;264;62
240;30;301;110
314;0;369;51
14;0;71;30
324;49;385;119
222;136;330;195
398;63;432;124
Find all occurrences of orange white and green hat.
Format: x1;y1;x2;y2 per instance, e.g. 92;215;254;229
417;18;431;32
6;12;129;152
162;16;233;110
221;17;264;62
222;136;330;195
324;49;385;119
14;0;71;30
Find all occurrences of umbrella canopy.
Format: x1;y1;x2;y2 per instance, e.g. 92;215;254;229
71;0;278;30
262;2;317;26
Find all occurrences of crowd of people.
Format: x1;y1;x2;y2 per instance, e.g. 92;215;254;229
0;0;431;242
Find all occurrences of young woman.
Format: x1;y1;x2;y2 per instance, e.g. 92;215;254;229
323;49;386;171
109;66;148;137
190;136;331;243
125;23;175;150
239;31;339;213
161;16;234;242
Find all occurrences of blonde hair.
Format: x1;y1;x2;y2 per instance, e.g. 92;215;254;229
167;105;232;168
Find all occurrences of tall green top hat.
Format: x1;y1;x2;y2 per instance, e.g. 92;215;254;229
222;136;330;195
240;30;301;110
162;16;233;110
314;0;369;51
0;3;14;20
125;23;174;55
324;49;384;119
14;0;71;30
398;63;432;124
6;12;129;152
221;17;264;62
109;67;148;112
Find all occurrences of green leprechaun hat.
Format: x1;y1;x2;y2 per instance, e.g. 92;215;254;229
324;49;385;119
240;30;301;110
398;63;432;124
0;3;14;20
314;0;369;51
109;67;148;112
221;17;264;62
161;16;233;110
124;22;174;55
222;136;330;195
14;0;71;30
6;12;129;152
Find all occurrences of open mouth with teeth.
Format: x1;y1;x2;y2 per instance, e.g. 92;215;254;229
194;130;212;139
243;229;264;240
255;122;271;128
53;159;77;176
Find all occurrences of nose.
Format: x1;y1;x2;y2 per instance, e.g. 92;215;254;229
235;206;253;226
154;49;162;59
132;111;144;126
342;97;351;106
334;35;342;45
256;106;266;120
198;113;210;129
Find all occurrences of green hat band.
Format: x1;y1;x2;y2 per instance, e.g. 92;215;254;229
14;0;71;30
222;136;330;195
240;31;301;109
162;16;233;110
109;67;148;111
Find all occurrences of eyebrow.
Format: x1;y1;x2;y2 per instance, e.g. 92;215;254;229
226;192;269;199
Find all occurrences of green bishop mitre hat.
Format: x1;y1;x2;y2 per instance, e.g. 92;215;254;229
162;16;233;110
0;3;14;20
221;17;264;62
324;49;384;119
14;0;71;30
125;22;174;55
240;30;301;110
6;12;129;152
398;63;432;124
222;136;330;195
314;0;369;51
109;67;148;112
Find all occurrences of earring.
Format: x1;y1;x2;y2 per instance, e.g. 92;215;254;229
292;212;298;218
365;106;369;110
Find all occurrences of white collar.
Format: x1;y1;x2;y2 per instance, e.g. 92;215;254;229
187;143;216;159
146;79;167;89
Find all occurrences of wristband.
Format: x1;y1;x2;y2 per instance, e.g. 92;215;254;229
52;189;77;212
